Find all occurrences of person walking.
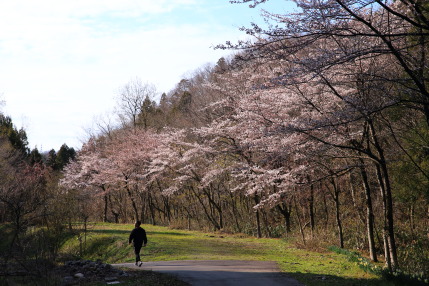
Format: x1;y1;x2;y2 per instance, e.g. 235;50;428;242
129;221;147;266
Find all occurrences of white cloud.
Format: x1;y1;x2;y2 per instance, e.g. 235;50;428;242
0;0;259;150
0;0;198;18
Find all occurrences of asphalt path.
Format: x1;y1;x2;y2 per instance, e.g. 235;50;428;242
114;260;303;286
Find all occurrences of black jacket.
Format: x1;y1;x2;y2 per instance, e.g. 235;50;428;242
129;227;147;246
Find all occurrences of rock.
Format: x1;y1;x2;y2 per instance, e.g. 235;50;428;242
105;276;118;282
63;276;74;283
55;260;130;284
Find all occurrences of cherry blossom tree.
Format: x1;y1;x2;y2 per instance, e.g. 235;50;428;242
59;1;427;270
226;0;429;122
62;127;163;223
213;0;429;270
201;36;401;263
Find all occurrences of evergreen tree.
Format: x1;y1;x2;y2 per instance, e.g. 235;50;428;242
46;149;58;170
0;114;29;155
138;96;156;129
29;147;43;165
55;144;76;170
177;91;192;113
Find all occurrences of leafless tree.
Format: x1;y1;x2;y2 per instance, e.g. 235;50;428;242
115;78;157;128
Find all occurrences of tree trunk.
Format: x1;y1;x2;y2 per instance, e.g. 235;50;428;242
369;120;398;270
277;202;292;235
294;195;306;245
262;210;272;238
349;172;366;225
183;207;192;230
103;194;108;223
322;193;329;230
375;163;396;271
230;192;242;232
203;186;223;230
156;179;171;224
254;195;262;238
359;162;377;262
410;204;415;237
215;191;223;229
308;184;315;238
381;162;398;271
330;178;344;249
108;195;120;223
124;176;139;222
163;196;171;224
190;187;221;230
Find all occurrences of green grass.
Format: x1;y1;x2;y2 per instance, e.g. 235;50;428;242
60;223;397;286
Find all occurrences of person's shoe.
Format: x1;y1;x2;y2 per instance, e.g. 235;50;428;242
138;262;143;267
135;262;138;266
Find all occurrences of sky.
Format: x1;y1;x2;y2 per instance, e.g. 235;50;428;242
0;0;292;151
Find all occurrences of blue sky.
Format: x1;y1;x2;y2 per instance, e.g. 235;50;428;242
0;0;294;151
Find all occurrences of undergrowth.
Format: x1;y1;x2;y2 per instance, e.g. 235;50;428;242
329;246;429;286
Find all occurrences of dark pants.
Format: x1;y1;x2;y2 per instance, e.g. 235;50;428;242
134;244;143;262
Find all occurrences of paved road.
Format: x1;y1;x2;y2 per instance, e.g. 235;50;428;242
114;260;303;286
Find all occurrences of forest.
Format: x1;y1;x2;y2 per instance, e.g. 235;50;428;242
0;0;428;283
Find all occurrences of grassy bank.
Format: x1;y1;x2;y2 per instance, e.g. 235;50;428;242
59;222;396;286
